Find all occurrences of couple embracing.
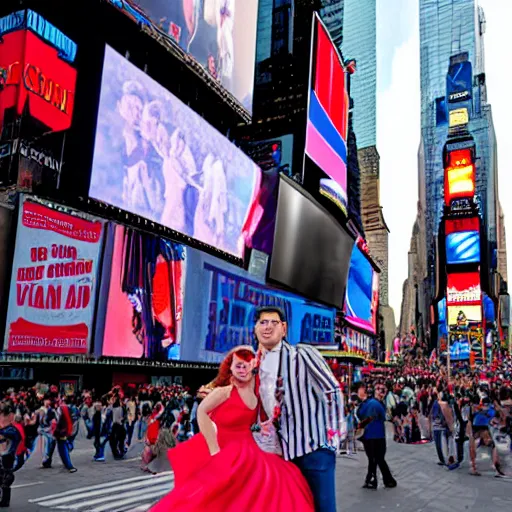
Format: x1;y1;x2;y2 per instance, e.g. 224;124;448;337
150;306;344;512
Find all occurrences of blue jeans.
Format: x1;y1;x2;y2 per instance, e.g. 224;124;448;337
45;438;74;470
293;449;336;512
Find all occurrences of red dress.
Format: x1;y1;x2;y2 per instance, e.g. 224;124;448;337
149;387;314;512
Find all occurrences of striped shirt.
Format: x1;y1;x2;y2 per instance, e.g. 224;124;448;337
275;341;345;461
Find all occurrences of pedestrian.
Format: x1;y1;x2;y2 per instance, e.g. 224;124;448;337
0;403;21;507
253;306;344;512
109;396;127;460
357;383;397;489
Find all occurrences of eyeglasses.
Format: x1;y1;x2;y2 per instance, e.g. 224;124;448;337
258;320;281;327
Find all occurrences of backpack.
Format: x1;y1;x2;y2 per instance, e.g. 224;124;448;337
141;402;151;417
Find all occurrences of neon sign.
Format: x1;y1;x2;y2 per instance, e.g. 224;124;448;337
0;11;77;133
2;61;73;116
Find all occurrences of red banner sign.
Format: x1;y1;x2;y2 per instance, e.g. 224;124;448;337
0;29;76;132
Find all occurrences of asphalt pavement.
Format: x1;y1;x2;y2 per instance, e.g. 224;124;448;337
11;427;512;512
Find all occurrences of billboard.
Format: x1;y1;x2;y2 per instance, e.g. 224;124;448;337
446;58;472;104
447;272;481;305
98;224;185;361
269;176;354;309
181;248;337;363
444;148;475;205
4;197;103;354
343;245;378;334
106;0;258;113
240;135;293;255
449;108;469;128
0;10;77;133
446;231;480;265
447;305;482;326
305;13;349;215
89;45;260;258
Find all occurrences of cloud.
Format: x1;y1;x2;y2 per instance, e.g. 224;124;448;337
378;16;420;321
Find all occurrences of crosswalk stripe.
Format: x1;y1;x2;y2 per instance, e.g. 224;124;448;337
91;488;170;512
118;505;153;512
55;483;172;510
29;472;174;511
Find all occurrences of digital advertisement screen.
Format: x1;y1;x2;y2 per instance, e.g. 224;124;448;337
269;176;354;309
446;231;480;264
0;10;77;133
447;305;482;326
107;0;258;113
240;135;293;255
98;224;186;361
447;272;481;305
180;248;337;363
449;332;470;361
4;196;103;354
444;149;475;205
305;13;348;215
446;58;472;103
343;246;378;334
449;108;469;128
89;45;261;258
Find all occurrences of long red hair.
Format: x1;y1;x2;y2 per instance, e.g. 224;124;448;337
211;346;256;388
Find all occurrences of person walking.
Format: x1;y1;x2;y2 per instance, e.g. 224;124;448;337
357;384;397;489
253;306;344;512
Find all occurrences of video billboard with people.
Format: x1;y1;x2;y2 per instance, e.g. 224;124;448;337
89;45;261;258
106;0;259;113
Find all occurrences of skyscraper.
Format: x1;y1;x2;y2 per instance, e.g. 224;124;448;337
342;0;377;149
418;0;505;345
342;0;395;350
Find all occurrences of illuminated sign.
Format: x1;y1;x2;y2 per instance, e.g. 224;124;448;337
449;108;469;127
447;273;481;305
447;305;482;326
444;148;475;205
0;11;77;132
449;91;470;102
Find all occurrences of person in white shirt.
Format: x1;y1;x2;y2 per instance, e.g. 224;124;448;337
254;306;344;512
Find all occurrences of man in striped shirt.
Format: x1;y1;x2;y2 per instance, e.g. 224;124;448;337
255;306;344;512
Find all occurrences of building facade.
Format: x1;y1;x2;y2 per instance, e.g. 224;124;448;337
418;0;506;347
342;0;377;149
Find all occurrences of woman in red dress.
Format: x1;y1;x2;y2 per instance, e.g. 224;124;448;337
149;346;314;512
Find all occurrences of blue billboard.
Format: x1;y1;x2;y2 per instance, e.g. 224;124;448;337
343;246;377;334
446;231;480;265
447;58;472;103
181;248;336;363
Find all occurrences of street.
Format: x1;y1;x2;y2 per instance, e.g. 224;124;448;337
11;429;512;512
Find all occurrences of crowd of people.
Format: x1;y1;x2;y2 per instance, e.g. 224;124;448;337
342;355;512;486
0;312;511;509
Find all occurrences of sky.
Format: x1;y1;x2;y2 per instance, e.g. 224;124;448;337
376;0;512;325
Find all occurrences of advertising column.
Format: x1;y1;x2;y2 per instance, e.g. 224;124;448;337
4;196;103;354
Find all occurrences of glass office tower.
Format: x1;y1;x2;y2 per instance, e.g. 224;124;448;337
342;0;377;149
419;0;500;305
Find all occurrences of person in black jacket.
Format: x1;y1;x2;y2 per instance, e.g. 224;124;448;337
0;403;22;507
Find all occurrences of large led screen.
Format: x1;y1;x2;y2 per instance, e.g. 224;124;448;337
343;246;378;333
444;149;475;205
447;305;482;326
447;272;481;305
269;176;354;309
305;13;348;215
447;58;472;104
446;231;480;264
89;45;260;258
107;0;258;113
97;224;186;361
4;196;103;354
181;248;337;363
240;135;293;255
